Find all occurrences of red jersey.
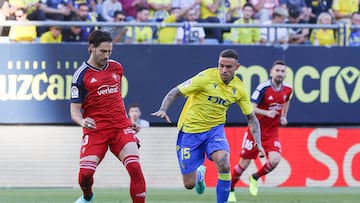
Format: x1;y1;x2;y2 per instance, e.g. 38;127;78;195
70;60;132;129
251;80;292;134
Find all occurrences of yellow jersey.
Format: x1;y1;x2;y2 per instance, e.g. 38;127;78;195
39;31;62;43
332;0;359;16
158;14;177;44
177;68;253;133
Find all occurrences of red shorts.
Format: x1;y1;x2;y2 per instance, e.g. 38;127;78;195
80;127;139;160
240;128;282;159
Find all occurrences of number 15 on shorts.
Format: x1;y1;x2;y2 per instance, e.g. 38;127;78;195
181;147;191;160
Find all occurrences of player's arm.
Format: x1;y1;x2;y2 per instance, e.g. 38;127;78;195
280;101;290;126
70;103;96;129
245;112;265;156
151;87;183;123
252;102;279;118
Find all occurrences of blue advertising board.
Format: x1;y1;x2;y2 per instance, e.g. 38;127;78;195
0;44;359;125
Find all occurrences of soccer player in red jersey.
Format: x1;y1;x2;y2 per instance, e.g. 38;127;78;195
228;60;292;201
70;30;146;203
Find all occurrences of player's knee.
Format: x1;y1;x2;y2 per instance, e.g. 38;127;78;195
124;155;144;178
78;160;97;184
183;182;195;190
78;168;95;186
182;176;196;190
216;161;230;173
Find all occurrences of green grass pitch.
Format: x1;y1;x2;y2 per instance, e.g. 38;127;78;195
0;187;358;203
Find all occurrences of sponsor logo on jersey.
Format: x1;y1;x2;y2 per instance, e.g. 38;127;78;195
97;84;119;95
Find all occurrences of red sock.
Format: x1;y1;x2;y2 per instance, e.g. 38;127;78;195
254;161;275;180
78;160;97;200
124;155;146;203
230;164;245;191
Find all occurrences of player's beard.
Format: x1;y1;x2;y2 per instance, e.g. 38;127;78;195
96;57;108;68
274;76;283;84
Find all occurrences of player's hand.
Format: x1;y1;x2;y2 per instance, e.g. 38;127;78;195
254;143;265;158
151;110;171;123
280;116;288;126
132;123;141;134
266;110;279;118
82;117;96;129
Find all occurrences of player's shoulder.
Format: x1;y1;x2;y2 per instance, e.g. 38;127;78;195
72;62;90;83
283;82;292;89
197;67;217;77
108;59;123;67
108;59;124;70
256;80;272;90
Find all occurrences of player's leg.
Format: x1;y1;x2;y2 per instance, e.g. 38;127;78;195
75;132;107;203
75;155;100;203
112;127;146;203
211;150;231;203
176;130;206;191
229;129;259;200
250;137;282;190
206;124;231;203
251;151;281;180
228;158;251;202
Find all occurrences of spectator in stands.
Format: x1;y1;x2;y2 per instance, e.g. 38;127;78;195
128;103;150;128
332;0;359;24
147;0;171;21
199;0;223;43
287;4;309;44
62;17;87;42
101;0;122;21
8;7;37;42
158;0;200;44
224;3;261;44
225;0;246;23
76;3;97;40
309;11;336;46
120;0;148;20
172;0;200;19
348;12;360;46
39;25;62;43
248;0;280;23
9;0;47;36
126;6;153;44
305;0;333;24
176;8;205;44
40;0;71;21
260;6;289;44
0;0;12;36
101;10;129;43
67;0;96;15
279;0;311;22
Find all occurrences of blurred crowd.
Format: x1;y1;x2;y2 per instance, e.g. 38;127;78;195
0;0;359;46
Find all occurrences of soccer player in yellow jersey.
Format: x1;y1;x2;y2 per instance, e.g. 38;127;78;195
152;49;265;203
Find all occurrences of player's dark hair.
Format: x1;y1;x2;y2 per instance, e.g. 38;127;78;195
219;49;239;61
88;30;112;47
272;60;286;67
